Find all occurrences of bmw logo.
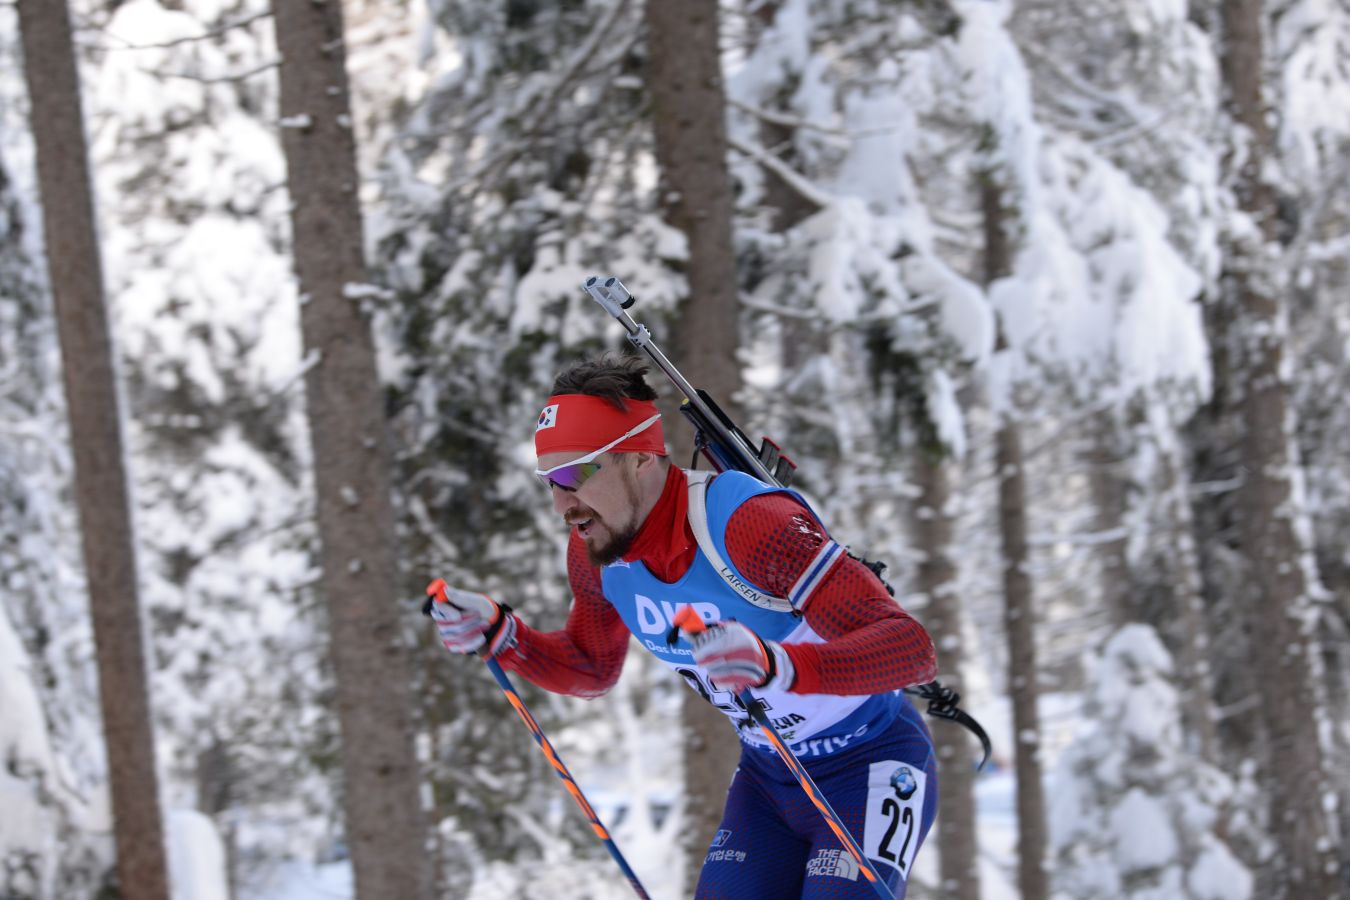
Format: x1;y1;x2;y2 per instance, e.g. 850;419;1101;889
890;765;917;800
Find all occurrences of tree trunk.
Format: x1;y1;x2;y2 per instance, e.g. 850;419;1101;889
751;0;826;385
994;414;1050;900
15;2;171;897
751;3;818;237
269;1;432;897
1085;412;1136;630
983;172;1049;900
644;0;743;892
1217;1;1340;893
912;451;980;900
646;0;742;402
1158;434;1219;763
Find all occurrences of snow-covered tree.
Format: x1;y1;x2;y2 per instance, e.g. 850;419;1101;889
370;1;692;891
726;0;993;552
1053;624;1251;900
268;0;433;893
721;5;1001;889
1270;0;1350;842
0;33;113;891
6;0;1348;896
75;0;340;889
1008;0;1225;745
18;0;173;892
642;0;747;887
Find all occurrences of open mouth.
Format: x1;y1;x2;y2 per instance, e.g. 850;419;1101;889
570;517;595;537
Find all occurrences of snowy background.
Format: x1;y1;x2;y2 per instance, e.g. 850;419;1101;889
2;0;1349;897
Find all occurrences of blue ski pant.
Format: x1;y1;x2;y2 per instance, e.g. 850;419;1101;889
694;707;938;899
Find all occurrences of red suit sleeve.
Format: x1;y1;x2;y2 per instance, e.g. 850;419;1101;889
722;492;938;695
496;531;630;698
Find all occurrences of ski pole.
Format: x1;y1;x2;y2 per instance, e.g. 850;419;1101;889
672;607;898;900
426;581;651;899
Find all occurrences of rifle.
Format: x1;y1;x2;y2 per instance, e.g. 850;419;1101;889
583;275;992;770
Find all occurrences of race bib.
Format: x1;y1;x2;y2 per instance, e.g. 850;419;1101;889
862;760;927;879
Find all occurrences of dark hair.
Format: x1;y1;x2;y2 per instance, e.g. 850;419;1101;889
551;352;659;409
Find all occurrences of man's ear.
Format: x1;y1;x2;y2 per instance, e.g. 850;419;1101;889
631;450;665;475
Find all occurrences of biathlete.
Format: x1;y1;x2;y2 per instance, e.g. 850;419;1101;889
429;354;940;898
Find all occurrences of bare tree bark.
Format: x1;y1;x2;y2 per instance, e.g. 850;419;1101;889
644;0;743;891
749;3;818;237
269;1;432;896
1085;412;1136;629
1157;435;1219;763
646;0;742;401
982;172;1050;900
1216;1;1340;894
912;451;980;900
15;2;170;897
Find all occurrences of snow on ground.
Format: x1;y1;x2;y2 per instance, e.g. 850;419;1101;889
972;769;1022;900
166;810;230;900
239;859;352;900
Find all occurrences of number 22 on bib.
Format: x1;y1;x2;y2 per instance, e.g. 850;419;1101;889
863;760;928;879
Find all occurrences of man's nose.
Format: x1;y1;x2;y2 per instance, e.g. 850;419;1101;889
552;485;578;514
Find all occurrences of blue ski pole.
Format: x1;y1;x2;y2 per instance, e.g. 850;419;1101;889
673;607;897;900
427;580;651;899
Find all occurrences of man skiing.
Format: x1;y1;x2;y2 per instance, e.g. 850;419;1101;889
429;354;940;898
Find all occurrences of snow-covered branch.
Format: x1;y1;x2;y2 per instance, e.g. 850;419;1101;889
140;58;280;85
443;0;640;195
1027;526;1129;547
102;9;272;51
726;134;831;210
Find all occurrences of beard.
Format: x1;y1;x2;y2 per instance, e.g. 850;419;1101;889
584;517;640;567
571;465;643;567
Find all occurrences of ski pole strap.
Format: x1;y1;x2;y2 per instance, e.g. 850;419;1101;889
903;681;993;771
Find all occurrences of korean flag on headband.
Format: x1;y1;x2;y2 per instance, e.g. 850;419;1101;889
537;404;559;432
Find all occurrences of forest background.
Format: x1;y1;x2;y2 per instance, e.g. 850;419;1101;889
1;0;1348;898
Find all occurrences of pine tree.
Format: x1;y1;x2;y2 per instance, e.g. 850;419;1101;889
986;213;1051;900
0;98;113;900
1267;0;1350;873
16;0;170;894
723;7;1002;889
269;0;432;894
370;0;683;887
1208;0;1340;892
910;448;981;900
1052;624;1251;899
643;0;745;889
75;0;344;885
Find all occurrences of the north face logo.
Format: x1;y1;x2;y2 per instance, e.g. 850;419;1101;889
805;848;860;881
536;404;559;431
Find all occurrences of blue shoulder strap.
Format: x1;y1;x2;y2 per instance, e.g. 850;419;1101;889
686;470;798;614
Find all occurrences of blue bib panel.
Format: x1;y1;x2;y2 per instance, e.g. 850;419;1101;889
601;471;902;759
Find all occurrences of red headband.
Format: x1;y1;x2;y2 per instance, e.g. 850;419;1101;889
534;394;667;457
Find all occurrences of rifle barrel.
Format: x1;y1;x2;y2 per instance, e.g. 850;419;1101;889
583;276;774;483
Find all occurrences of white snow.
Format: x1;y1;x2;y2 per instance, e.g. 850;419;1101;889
167;809;231;900
1110;788;1178;872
